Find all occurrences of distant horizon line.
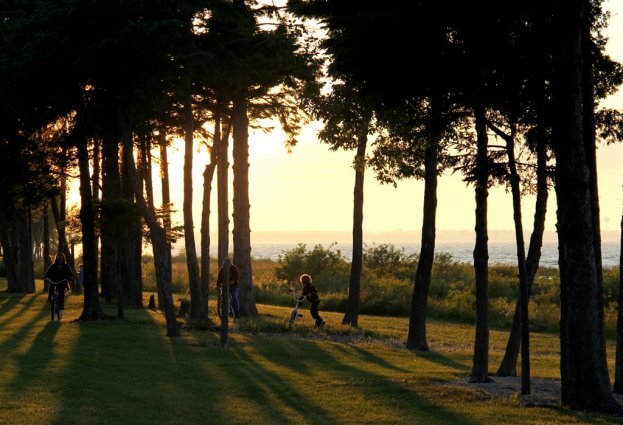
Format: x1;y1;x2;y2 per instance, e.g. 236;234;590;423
201;229;621;243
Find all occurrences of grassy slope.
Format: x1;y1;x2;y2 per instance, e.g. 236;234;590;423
0;279;620;425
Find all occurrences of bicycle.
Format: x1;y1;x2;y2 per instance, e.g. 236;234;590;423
45;278;67;321
217;286;235;320
288;293;307;325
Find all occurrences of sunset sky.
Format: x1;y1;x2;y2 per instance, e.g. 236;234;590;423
71;1;623;244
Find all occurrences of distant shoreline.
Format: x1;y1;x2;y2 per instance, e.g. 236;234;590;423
224;229;621;244
177;237;621;268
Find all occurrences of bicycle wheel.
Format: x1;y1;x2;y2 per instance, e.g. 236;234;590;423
228;295;235;318
50;294;56;322
289;309;298;325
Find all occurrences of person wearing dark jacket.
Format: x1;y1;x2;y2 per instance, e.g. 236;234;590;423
217;262;240;319
299;274;325;327
44;254;73;319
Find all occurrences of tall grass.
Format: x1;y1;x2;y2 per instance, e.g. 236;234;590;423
138;244;620;335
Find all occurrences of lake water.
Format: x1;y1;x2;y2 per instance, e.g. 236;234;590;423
223;241;621;268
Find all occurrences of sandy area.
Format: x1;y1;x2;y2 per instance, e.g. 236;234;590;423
449;376;623;408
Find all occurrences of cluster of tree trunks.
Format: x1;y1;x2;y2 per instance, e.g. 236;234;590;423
552;0;620;412
0;207;35;293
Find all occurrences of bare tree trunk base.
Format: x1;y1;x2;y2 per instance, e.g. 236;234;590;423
341;316;358;327
179;300;190;318
406;342;430;352
469;376;493;384
494;369;517;377
78;308;108;321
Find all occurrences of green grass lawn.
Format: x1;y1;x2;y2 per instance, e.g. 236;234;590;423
0;279;621;424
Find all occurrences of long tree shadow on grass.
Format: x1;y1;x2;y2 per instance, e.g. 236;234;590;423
39;305;620;425
0;296;51;357
250;336;483;425
415;350;471;373
250;331;623;424
7;321;61;393
43;306;481;425
331;342;411;373
0;292;37;324
226;340;340;425
46;306;331;424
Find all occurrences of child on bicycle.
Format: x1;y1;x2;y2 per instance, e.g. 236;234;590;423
298;274;325;327
44;254;72;318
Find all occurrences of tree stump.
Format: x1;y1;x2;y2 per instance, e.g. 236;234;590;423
179;299;190;318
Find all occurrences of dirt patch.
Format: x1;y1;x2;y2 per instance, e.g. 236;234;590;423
447;376;623;408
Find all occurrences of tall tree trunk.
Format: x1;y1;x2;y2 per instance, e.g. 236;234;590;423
120;146;140;307
201;165;217;320
121;117;178;336
93;139;101;203
582;0;602;292
43;202;51;291
582;7;606;357
27;205;35;260
342;127;368;327
201;116;221;321
59;169;67;254
232;97;257;316
100;138;122;302
202;113;227;320
158;134;172;309
92;138;100;293
134;136;145;304
496;130;548;376
140;134;155;213
0;210;19;291
504;125;531;394
15;207;35;294
470;106;491;383
218;119;230;272
406;97;440;350
183;81;205;321
615;209;623;393
553;0;619;411
77;140;106;320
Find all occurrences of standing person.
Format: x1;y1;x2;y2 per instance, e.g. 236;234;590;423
217;261;240;319
44;254;73;319
299;274;325;327
78;264;84;287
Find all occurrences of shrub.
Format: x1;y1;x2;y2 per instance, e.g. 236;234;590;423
362;243;417;280
603;266;620;307
275;243;350;292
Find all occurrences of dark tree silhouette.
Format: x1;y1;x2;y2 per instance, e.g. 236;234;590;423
552;0;620;412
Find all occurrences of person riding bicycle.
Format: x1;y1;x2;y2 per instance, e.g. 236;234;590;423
216;262;240;319
298;274;325;327
44;254;72;318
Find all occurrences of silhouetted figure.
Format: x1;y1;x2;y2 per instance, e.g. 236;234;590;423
217;262;240;319
44;254;73;317
299;274;325;327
